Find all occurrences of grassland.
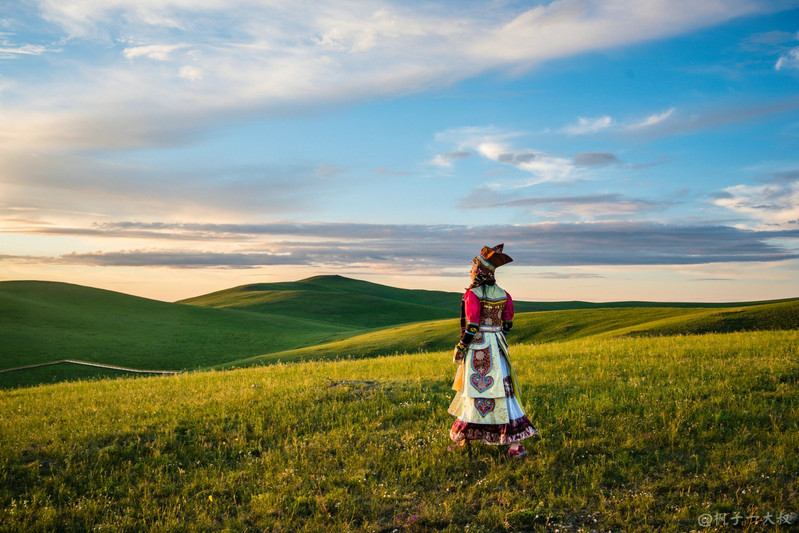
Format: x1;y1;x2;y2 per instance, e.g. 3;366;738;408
5;277;799;390
227;299;799;368
179;274;795;317
0;281;357;387
177;275;467;328
1;330;797;532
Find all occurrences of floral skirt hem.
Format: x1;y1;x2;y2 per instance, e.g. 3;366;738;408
450;416;538;445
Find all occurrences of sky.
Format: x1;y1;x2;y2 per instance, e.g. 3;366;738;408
1;0;799;303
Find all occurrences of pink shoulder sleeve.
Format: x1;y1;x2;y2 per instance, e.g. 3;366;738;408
464;290;481;324
502;291;514;321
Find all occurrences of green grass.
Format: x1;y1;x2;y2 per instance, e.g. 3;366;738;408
3;277;798;389
0;363;145;390
1;330;797;532
181;274;796;317
0;281;354;374
228;299;799;368
178;275;464;329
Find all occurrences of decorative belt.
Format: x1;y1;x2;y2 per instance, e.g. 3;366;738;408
479;325;502;332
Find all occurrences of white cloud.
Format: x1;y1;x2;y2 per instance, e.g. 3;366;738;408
467;0;766;65
627;107;676;130
776;47;799;71
430;151;471;168
123;44;187;60
713;180;799;230
0;0;779;150
0;33;61;59
562;115;613;135
0;43;56;58
433;127;574;184
179;65;205;80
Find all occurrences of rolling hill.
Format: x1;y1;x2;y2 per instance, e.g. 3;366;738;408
0;281;355;385
2;275;798;389
178;274;786;319
224;298;799;368
177;275;461;328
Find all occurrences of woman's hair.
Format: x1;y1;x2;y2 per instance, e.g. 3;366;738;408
470;260;496;288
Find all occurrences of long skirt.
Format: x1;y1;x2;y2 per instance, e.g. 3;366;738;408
449;348;537;445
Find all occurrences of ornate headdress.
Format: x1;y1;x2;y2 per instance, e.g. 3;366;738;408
470;243;512;288
473;243;513;272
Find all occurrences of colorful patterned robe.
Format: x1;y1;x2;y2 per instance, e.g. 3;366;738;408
448;284;538;444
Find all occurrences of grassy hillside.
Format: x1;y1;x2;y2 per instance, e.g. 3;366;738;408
180;274;794;316
619;298;799;337
4;277;797;389
227;299;799;368
1;330;796;532
0;281;354;377
178;275;465;329
514;296;799;312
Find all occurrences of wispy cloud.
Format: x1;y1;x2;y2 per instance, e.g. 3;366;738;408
0;150;330;219
0;29;62;59
478;142;574;184
776;47;799;71
619;98;799;139
375;167;415;176
123;44;187;60
559;98;794;140
430;151;471;168
713;170;799;229
432;126;575;184
178;65;205;81
459;189;663;218
0;43;59;58
562;115;613;135
1;0;781;151
740;30;796;52
467;0;769;64
627;108;676;131
535;272;605;279
740;29;799;71
573;152;621;167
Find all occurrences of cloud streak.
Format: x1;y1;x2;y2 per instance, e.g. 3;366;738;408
459;189;665;218
562;116;613;135
432;126;577;184
713;170;799;229
6;220;798;269
627;108;676;131
123;44;187;60
776;47;799;71
0;150;331;219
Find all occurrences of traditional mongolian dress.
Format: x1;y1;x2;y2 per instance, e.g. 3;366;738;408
449;244;538;447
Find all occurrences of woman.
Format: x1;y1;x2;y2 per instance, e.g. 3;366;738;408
448;244;538;457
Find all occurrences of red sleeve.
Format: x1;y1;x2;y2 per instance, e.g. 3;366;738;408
502;291;514;321
464;289;481;325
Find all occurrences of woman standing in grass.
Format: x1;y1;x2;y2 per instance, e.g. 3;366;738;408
448;244;538;457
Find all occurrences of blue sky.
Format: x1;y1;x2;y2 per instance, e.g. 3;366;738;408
1;0;798;302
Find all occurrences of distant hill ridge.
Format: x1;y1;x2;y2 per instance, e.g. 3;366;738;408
180;274;797;316
177;274;465;329
1;276;798;388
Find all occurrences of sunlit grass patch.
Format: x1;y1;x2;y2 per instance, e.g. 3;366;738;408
1;330;797;531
